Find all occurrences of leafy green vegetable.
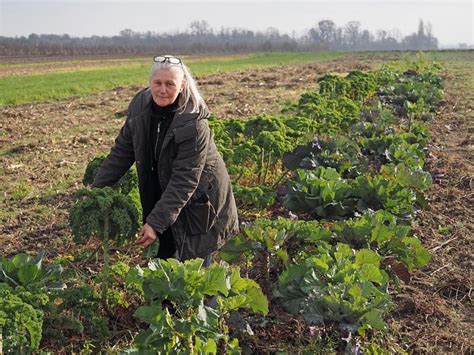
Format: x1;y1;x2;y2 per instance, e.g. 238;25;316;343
283;92;361;134
0;251;64;290
82;154;138;195
318;71;377;102
0;284;44;353
125;258;267;353
331;210;430;272
69;187;139;246
353;174;418;219
283;167;357;219
275;244;391;332
42;283;111;343
69;187;139;310
284;166;423;220
283;136;369;178
220;225;289;291
255;217;332;245
232;184;276;209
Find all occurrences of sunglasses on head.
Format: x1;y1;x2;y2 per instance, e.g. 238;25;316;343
153;56;182;65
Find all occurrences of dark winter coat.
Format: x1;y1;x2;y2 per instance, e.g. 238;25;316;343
93;88;239;259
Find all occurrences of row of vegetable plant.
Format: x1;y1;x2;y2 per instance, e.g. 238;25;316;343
214;55;442;350
1;55;443;353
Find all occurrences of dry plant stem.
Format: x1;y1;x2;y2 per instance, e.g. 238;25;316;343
272;168;290;189
258;148;265;184
78;244;102;266
429;235;459;252
102;217;110;313
263;249;271;297
263;150;273;184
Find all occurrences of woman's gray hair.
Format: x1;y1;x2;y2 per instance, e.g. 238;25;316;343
149;60;209;119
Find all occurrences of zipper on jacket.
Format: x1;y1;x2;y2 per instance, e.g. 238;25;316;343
152;122;161;172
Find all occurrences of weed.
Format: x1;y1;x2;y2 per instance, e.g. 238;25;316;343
11;181;34;201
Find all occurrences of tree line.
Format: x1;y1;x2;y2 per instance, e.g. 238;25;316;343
0;19;438;57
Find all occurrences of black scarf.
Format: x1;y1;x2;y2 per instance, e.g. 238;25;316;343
146;97;180;213
150;97;180;166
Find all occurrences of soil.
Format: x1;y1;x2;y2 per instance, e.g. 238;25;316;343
387;55;473;353
0;51;472;352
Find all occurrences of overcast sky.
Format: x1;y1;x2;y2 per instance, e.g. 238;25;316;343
1;0;473;46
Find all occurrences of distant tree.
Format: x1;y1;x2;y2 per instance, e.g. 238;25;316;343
389;28;403;42
307;26;321;43
359;29;373;50
265;27;280;40
0;18;440;56
402;19;438;50
417;19;425;38
424;22;438;49
344;21;361;49
189;20;212;36
119;28;135;38
376;30;387;42
375;30;400;50
318;20;337;46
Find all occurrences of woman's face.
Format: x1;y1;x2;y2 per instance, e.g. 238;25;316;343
150;68;184;107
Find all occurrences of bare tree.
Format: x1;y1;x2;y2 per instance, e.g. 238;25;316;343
344;21;361;48
318;20;337;45
189;20;212;36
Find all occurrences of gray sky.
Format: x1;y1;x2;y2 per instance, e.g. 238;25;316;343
1;0;473;47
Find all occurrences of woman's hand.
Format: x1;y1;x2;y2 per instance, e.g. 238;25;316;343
136;223;158;247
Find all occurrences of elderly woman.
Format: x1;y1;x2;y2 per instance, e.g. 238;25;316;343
93;55;238;263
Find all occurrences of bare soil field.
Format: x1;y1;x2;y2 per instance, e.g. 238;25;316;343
0;51;472;352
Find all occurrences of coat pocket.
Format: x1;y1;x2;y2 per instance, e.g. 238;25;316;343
184;195;217;235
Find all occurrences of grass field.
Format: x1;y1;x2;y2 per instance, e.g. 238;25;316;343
0;52;345;105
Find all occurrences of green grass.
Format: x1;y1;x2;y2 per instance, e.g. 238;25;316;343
10;180;34;201
0;52;345;105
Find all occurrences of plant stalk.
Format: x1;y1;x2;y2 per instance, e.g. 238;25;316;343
102;216;110;312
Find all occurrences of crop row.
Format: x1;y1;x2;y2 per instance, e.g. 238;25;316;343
215;54;442;345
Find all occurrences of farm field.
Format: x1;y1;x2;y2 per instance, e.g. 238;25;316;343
0;50;472;353
0;52;344;105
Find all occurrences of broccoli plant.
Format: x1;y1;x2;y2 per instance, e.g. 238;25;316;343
69;187;139;310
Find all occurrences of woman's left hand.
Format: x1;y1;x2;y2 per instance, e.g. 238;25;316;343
136;223;158;247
